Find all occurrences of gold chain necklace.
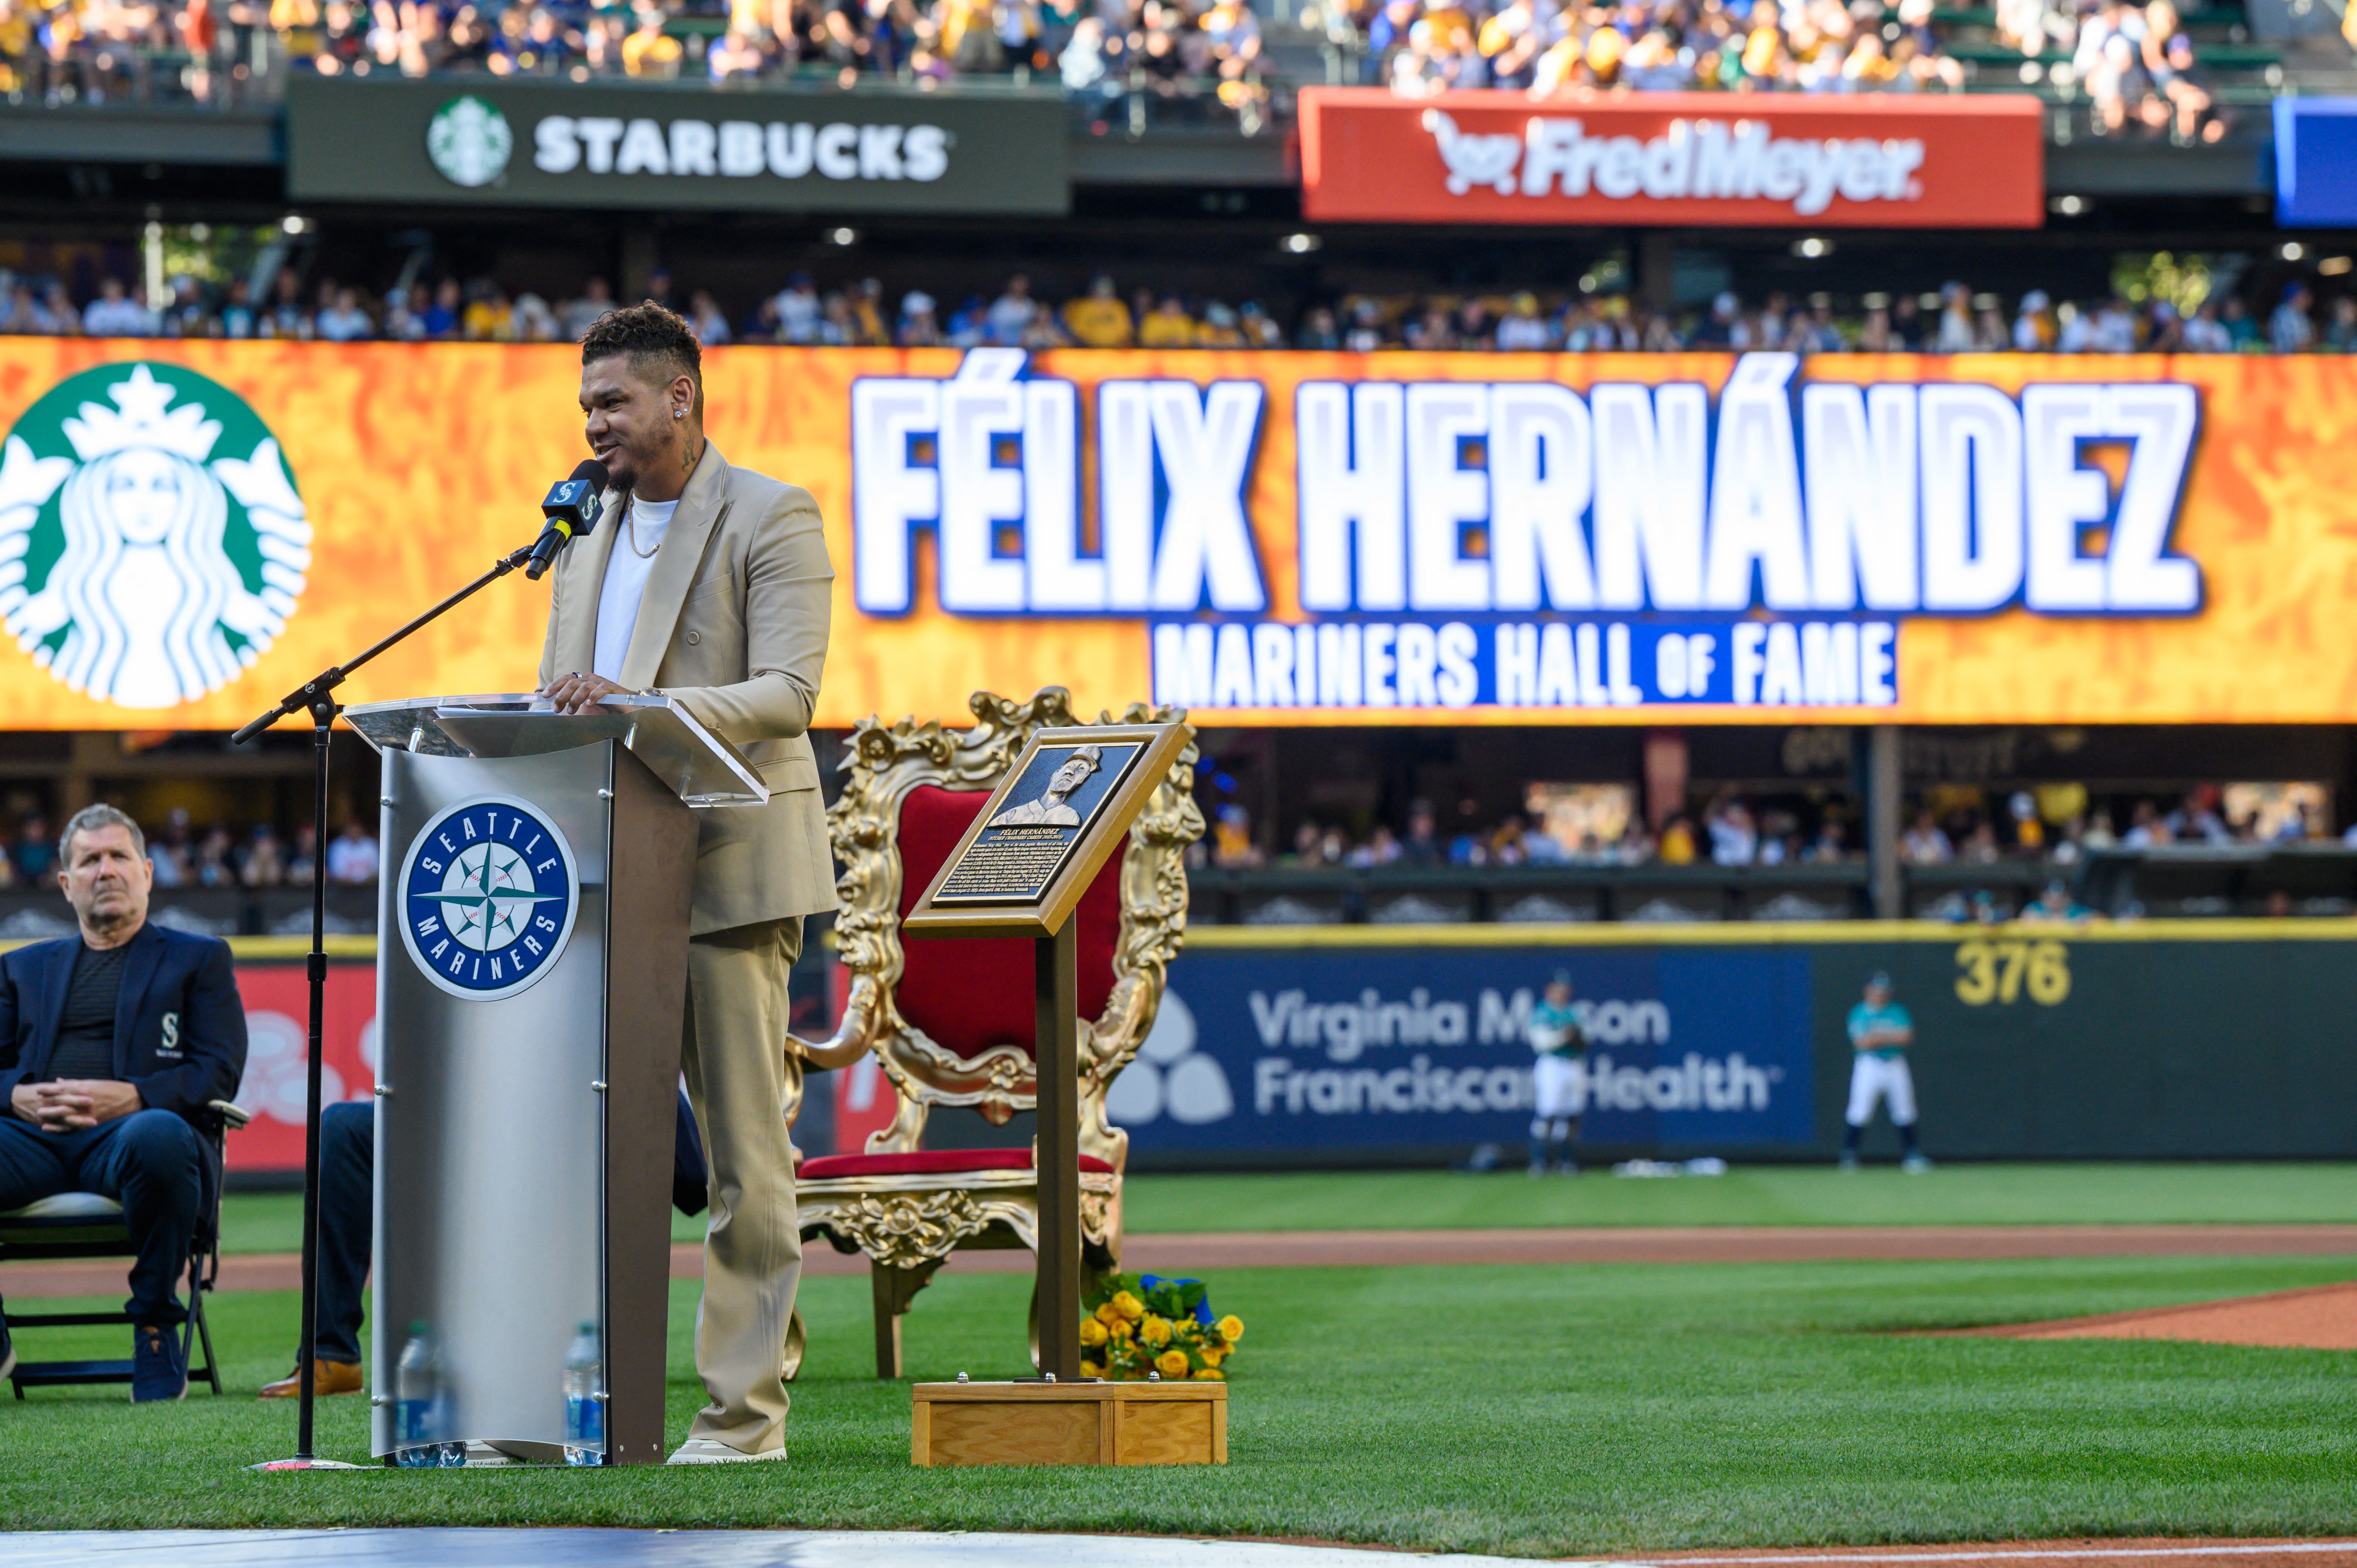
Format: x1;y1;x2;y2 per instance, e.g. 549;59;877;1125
624;497;661;559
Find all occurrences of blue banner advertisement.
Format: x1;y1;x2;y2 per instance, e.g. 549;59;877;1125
1116;945;1816;1162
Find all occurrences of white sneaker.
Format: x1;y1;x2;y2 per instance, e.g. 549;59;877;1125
666;1437;788;1465
1902;1153;1934;1173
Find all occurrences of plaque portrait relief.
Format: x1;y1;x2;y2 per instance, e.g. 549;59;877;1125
989;744;1101;828
925;736;1150;908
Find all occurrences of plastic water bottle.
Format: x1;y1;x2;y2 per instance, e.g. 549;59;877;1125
394;1322;465;1468
562;1320;604;1467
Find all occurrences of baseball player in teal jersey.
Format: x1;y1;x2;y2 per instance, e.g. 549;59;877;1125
1528;971;1584;1176
1841;972;1931;1172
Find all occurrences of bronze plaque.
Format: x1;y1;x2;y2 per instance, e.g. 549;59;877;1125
929;740;1147;906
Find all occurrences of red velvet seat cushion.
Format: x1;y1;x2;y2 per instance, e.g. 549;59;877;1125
798;1149;1116;1180
895;784;1123;1061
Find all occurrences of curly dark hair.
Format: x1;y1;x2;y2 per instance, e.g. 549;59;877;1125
580;301;703;417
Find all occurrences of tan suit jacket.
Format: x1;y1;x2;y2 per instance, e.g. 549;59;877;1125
539;442;837;936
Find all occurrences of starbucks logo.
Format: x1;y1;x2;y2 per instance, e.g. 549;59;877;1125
0;363;310;709
426;94;513;189
399;796;579;1002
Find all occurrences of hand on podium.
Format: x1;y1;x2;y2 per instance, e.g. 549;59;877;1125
543;671;635;715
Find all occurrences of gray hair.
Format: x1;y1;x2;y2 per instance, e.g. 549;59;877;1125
59;804;147;868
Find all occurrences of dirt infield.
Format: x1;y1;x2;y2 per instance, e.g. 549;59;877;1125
1942;1280;2357;1351
1640;1539;2357;1567
5;1224;2354;1300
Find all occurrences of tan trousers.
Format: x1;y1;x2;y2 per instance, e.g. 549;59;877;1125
679;916;803;1454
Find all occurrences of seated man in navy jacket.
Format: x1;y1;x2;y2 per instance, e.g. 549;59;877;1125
0;804;248;1402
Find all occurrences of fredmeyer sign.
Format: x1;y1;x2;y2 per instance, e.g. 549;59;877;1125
284;77;1069;214
1299;87;2044;227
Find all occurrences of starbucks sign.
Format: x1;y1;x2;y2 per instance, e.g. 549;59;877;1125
0;363;311;708
426;93;514;189
287;78;1069;215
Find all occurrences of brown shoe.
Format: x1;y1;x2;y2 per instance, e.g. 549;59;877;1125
258;1358;364;1399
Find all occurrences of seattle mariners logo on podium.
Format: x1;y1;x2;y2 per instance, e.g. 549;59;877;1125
399;796;579;1001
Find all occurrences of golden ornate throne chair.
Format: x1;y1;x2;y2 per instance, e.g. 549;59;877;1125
786;687;1201;1378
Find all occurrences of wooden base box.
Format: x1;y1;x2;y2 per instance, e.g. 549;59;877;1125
911;1379;1227;1467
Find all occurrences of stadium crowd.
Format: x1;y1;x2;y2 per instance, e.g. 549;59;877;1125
1369;0;1966;97
0;0;1275;103
1202;782;2343;885
0;810;378;892
6;265;2355;355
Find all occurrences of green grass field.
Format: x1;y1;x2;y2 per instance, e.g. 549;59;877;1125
3;1252;2353;1552
211;1163;2357;1254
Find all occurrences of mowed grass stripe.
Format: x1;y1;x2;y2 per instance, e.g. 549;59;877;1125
207;1164;2357;1257
1;1254;2351;1552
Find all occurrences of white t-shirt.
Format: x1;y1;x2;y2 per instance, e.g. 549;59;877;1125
591;496;678;682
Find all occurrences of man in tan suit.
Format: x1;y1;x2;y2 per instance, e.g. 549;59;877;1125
541;303;832;1464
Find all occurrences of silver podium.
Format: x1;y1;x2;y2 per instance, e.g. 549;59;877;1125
347;694;766;1467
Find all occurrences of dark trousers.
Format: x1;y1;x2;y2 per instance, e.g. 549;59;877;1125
0;1108;208;1326
312;1091;711;1365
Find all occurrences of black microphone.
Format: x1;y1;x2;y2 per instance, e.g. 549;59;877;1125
524;460;608;581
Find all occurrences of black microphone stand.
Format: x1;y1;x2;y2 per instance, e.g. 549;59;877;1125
241;539;540;1472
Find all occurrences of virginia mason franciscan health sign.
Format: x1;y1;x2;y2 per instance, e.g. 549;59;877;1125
0;340;2345;728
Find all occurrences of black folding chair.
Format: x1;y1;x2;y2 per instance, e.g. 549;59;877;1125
0;1100;249;1398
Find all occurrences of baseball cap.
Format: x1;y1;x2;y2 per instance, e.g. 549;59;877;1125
1866;971;1892;990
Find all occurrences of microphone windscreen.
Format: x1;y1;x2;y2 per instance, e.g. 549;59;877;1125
568;459;607;536
543;460;610;535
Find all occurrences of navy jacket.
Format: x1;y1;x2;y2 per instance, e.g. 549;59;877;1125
0;921;248;1128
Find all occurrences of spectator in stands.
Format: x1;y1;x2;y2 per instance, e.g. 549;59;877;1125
986;274;1039;346
1296;306;1340;351
1901;811;1953;864
1202;0;1260;81
689;289;732;346
314;287;372;342
2327;295;2357;352
192;825;237;888
1060;274;1132;347
12;817;55;886
420;277;461;339
513;291;559;341
2270;282;2316;354
2220;294;2260;350
1705;798;1758;866
709;27;763;79
772;272;821;344
1401;800;1443;865
1138;294;1195;348
2182;298;2230;352
2012;290;2056;351
560;277;617;341
239;826;287;888
82;278;159;338
896;290;942;346
622;5;683;75
324;819;378;885
2144;6;2221;144
1281;820;1326;867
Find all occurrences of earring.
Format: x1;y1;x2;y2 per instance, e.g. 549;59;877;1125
674;409;685;419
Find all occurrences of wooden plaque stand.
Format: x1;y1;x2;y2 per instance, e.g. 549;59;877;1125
901;721;1213;1466
912;1378;1226;1467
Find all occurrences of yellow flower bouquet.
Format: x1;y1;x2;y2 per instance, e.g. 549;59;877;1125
1078;1273;1243;1382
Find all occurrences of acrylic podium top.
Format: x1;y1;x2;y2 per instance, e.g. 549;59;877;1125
344;692;769;808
